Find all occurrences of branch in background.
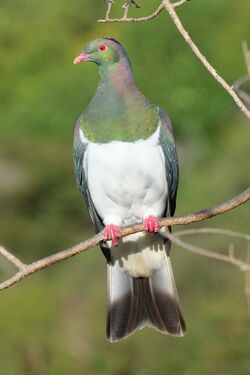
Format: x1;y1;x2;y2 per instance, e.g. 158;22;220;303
122;1;140;20
0;245;26;270
234;41;250;109
165;230;250;271
0;187;249;291
98;0;250;120
242;41;250;77
104;0;115;20
98;2;166;23
164;229;250;315
174;228;250;241
245;245;250;318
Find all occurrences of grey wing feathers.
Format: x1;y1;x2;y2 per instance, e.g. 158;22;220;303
158;108;179;216
73;120;111;261
73;122;103;232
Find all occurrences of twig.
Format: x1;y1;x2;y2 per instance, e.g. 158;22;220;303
0;187;249;291
98;0;250;120
98;2;165;23
0;245;26;270
173;0;190;8
162;0;250;120
105;0;114;20
174;228;250;241
233;75;250;108
164;231;250;271
245;244;250;318
242;41;250;77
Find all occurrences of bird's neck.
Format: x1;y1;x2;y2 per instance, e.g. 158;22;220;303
98;56;137;94
79;57;158;143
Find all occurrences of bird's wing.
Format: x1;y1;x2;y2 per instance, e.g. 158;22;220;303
158;108;179;217
73;120;101;229
73;119;111;261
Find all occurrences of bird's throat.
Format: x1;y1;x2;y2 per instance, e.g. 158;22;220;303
80;61;158;143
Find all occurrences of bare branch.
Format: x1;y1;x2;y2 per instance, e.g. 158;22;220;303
104;0;114;20
98;0;250;120
122;1;140;20
173;0;190;8
245;244;250;318
0;245;26;270
164;231;250;271
98;2;165;23
233;75;250;107
0;187;249;291
174;228;250;242
162;0;250;120
242;41;250;77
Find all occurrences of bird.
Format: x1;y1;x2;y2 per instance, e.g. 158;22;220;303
73;38;186;342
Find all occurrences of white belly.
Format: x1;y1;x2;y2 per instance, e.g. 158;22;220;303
84;126;168;226
81;125;169;277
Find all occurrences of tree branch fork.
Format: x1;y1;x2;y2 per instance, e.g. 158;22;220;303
99;0;250;120
0;187;249;291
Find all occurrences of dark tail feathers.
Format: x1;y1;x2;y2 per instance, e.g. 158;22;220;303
107;261;186;342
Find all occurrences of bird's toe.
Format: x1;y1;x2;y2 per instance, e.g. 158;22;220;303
104;224;121;246
143;215;159;234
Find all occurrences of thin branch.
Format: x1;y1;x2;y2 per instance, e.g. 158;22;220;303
233;75;250;107
174;228;250;242
0;245;26;270
105;0;114;20
98;0;250;120
242;41;250;77
0;187;249;291
164;231;250;271
173;0;190;8
245;244;250;318
122;1;140;20
162;0;250;120
98;2;165;22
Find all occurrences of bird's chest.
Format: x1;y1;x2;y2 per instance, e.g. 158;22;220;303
83;127;168;225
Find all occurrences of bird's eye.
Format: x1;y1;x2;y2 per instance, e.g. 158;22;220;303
99;45;107;52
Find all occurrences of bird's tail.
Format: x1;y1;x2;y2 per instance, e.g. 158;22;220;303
107;253;186;342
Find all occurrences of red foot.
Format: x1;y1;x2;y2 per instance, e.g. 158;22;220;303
143;215;159;234
103;224;121;247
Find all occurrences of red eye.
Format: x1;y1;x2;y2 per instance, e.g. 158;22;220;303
99;45;107;52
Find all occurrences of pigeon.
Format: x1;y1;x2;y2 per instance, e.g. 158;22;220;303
73;38;186;342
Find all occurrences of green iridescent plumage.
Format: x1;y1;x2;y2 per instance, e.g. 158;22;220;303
78;38;158;143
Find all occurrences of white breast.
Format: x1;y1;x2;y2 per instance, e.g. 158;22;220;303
81;125;168;227
80;125;169;277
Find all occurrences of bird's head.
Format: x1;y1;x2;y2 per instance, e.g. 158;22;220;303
73;38;128;68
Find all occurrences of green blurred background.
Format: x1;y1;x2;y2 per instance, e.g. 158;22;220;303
0;0;249;374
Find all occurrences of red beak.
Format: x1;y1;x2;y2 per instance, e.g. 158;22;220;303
73;53;89;65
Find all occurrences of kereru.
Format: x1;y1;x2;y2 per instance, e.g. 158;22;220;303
73;38;186;342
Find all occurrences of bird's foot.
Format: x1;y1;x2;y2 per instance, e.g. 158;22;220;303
143;215;159;234
104;224;121;247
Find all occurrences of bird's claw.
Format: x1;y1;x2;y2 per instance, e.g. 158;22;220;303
143;215;159;234
104;224;121;247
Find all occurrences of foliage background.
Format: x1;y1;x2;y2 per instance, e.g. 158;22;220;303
0;0;249;373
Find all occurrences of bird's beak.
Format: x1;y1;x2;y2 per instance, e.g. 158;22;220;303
73;53;89;65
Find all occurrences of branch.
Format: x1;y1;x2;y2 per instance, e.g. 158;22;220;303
174;228;250;241
98;2;165;23
245;244;250;318
164;231;250;271
233;42;250;108
242;40;250;77
0;187;249;291
98;0;250;120
165;228;250;313
0;245;26;270
234;75;250;108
